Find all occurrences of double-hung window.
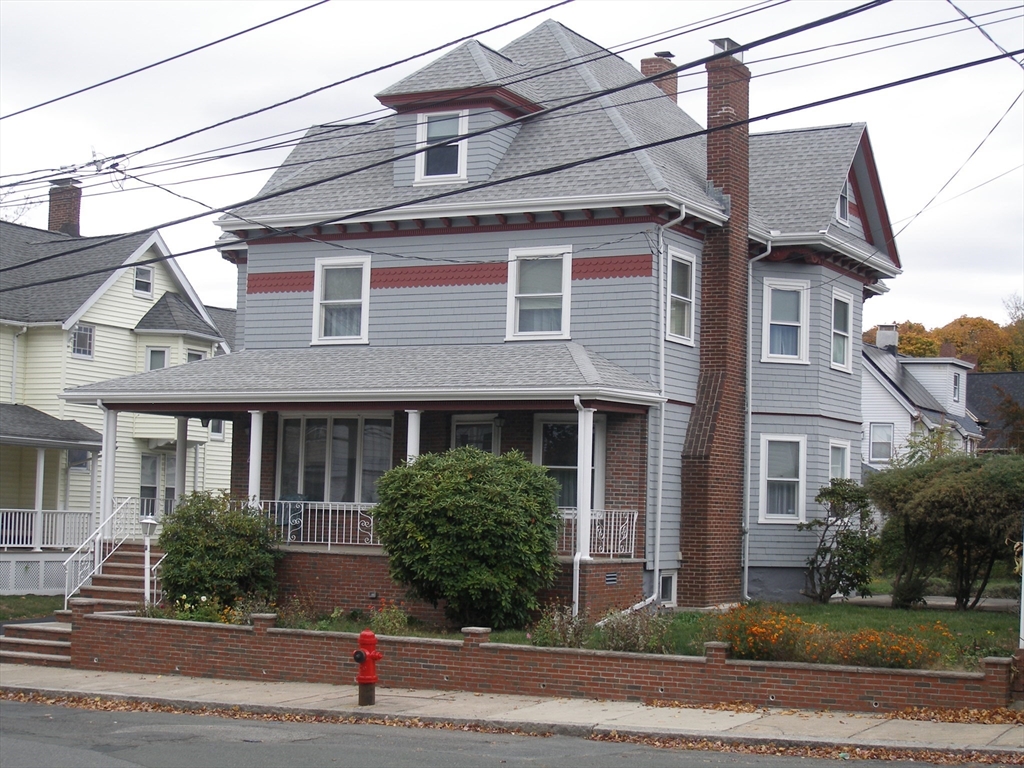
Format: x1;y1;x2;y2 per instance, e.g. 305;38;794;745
506;246;571;340
761;279;809;364
829;439;850;480
831;289;853;372
667;251;695;344
134;265;154;297
70;323;94;359
869;423;894;463
312;256;370;344
278;415;392;503
414;111;468;184
953;372;961;403
140;454;159;518
533;414;605;510
759;434;806;522
836;180;850;224
146;347;169;371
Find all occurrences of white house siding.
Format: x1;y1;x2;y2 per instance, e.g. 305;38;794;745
900;361;967;417
860;370;912;471
0;445;60;509
0;324;17;403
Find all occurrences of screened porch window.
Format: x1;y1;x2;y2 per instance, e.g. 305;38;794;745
278;415;392;503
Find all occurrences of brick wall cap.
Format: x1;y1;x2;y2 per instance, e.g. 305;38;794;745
461;627;492;635
983;657;1013;667
704;641;730;650
481;642;705;663
89;613;253;631
250;613;278;620
728;657;986;680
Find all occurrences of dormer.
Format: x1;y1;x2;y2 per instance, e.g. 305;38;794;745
376;40;543;189
899;357;976;417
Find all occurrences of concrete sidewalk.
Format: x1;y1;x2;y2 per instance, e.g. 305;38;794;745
1;663;1021;757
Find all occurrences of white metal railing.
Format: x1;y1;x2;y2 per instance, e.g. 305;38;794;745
248;500;379;549
0;508;93;549
150;551;167;606
63;496;136;609
559;508;639;558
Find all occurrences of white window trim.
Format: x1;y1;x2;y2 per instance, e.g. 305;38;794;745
868;422;894;464
311;255;371;345
836;180;850;225
451;413;501;454
505;245;572;341
659;571;677;607
187;349;205;363
758;433;807;524
209;419;225;441
134;264;154;298
532;413;606;510
413;110;469;186
666;249;695;346
146;346;170;371
953;372;961;403
761;278;810;364
70;323;95;359
830;287;854;373
829;439;851;480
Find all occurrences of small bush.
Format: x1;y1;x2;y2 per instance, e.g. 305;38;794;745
158;492;280;607
528;603;591;648
596;606;671;654
368;598;409;635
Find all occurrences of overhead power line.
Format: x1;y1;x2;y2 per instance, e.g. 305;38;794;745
0;1;332;121
4;42;1020;295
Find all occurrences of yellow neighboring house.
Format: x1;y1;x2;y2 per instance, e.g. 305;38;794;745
0;179;234;594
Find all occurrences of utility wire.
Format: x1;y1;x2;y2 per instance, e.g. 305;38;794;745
946;0;1024;71
0;0;894;274
0;1;332;121
5;42;1020;294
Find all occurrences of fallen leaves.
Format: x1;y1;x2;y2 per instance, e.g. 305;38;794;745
885;706;1024;726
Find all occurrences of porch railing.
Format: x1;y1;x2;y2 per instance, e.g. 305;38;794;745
63;497;136;609
244;500;638;558
0;508;93;549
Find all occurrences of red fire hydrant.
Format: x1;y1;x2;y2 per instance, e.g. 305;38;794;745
352;629;383;706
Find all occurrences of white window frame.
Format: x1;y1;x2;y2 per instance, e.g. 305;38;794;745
830;288;853;373
146;346;169;371
869;422;894;464
67;449;91;473
311;255;371;345
134;264;154;298
836;179;850;224
758;434;806;524
209;419;225;441
829;439;851;480
187;349;205;363
952;372;961;403
659;571;677;607
451;414;501;455
761;278;810;364
532;413;606;510
667;249;695;346
413;110;469;185
70;323;94;359
505;245;572;341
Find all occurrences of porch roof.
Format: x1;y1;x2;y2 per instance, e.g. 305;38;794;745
61;342;663;410
0;403;102;450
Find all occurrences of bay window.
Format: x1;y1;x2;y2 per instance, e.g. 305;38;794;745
762;279;809;364
759;434;806;522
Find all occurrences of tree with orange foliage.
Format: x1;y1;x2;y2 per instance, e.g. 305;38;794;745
933;316;1012;372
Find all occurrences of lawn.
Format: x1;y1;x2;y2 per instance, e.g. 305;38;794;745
0;594;63;621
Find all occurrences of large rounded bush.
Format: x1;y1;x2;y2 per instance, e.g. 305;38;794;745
158;492;280;605
374;447;560;629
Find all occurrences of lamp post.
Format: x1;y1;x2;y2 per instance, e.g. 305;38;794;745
140;516;159;606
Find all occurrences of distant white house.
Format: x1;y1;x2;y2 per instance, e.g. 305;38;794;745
0;179;235;594
861;324;981;471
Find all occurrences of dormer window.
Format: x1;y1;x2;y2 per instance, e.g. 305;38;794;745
836;180;850;224
415;111;468;184
953;372;961;402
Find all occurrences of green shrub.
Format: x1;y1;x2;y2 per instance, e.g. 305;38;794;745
596;607;671;654
528;603;591;648
374;447;560;629
158;492;281;607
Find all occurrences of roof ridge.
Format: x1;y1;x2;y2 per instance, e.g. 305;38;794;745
751;123;863;138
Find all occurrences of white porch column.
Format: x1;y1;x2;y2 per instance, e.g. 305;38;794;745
406;410;422;464
175;417;188;509
32;448;45;551
100;405;117;540
248;410;263;504
89;449;98;528
576;404;595;560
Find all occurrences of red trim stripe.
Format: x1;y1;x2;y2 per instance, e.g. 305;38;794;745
248;271;314;294
572;253;651;280
370;261;506;289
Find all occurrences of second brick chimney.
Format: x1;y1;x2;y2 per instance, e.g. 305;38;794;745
679;39;751;607
48;178;82;237
641;52;677;103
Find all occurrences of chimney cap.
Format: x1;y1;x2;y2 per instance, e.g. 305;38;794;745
653;51;674;59
50;177;81;188
711;37;744;62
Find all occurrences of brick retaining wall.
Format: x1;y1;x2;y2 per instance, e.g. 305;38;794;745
68;600;1015;713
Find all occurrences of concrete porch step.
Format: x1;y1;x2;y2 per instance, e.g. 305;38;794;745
0;635;70;655
2;622;71;643
77;584;145;603
0;649;71;667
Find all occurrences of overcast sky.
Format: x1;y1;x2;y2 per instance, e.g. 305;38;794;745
2;0;1021;330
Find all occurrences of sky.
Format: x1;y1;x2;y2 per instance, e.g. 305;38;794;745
1;0;1022;330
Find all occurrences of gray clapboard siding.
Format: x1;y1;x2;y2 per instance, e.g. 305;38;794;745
236;262;247;351
647;400;690;569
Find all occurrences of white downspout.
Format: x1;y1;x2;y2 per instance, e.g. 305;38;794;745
11;325;27;403
742;237;773;601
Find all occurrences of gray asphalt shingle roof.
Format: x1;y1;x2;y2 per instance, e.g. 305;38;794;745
205;306;237;351
0;221;153;323
135;292;222;339
64;342;661;405
0;403;101;448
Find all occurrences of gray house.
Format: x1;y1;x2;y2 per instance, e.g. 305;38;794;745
64;21;901;610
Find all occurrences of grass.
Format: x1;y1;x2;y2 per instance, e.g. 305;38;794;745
868;576;1021;600
0;594;63;621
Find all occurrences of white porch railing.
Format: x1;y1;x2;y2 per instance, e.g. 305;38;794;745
0;508;94;549
63;497;137;609
559;508;639;558
244;500;637;558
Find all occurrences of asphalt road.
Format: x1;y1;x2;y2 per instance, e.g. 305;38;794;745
0;700;958;768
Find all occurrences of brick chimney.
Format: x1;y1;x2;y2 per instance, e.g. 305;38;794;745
679;39;750;607
48;178;82;237
641;52;677;103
